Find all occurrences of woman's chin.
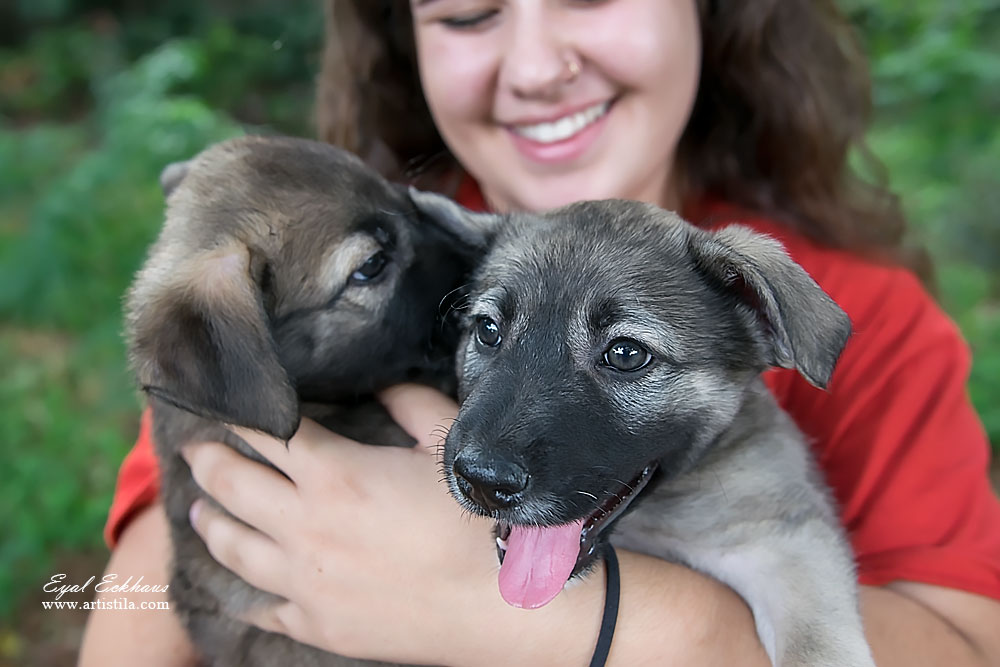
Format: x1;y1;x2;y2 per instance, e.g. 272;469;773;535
491;175;622;213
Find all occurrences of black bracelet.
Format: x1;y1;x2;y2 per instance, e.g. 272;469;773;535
589;545;620;667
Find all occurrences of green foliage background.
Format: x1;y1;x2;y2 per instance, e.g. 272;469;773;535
0;0;997;638
0;0;324;632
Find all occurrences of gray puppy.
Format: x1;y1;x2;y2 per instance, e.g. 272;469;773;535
126;136;479;667
413;193;876;667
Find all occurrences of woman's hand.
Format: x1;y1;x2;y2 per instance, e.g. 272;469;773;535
180;384;504;665
183;383;794;667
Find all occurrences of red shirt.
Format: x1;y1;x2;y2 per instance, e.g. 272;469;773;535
106;184;1000;600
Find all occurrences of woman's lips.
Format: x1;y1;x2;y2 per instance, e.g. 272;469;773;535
506;100;613;165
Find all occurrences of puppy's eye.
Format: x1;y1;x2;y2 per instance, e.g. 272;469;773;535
475;316;502;348
351;251;388;283
603;339;651;372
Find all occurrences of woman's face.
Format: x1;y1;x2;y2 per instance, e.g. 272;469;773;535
411;0;701;213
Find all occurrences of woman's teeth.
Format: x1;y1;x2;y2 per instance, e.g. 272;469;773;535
513;102;609;144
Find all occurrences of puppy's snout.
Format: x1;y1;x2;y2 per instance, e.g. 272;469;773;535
453;451;529;513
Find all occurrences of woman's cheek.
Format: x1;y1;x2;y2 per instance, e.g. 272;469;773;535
576;1;700;96
416;30;499;135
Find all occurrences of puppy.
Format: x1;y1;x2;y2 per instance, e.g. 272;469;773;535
126;136;479;667
410;193;876;667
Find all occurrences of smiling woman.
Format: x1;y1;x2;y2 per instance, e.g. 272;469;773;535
80;1;1000;666
410;0;700;211
321;0;919;272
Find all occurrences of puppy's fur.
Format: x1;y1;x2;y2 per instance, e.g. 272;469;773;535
415;194;876;667
126;136;479;666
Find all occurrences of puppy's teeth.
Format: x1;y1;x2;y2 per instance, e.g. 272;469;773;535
496;536;508;551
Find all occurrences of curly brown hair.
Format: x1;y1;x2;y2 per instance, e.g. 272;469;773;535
316;0;927;275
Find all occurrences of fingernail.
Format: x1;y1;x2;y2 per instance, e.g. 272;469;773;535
189;499;203;526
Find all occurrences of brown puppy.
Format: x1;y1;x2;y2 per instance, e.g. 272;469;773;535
126;136;479;666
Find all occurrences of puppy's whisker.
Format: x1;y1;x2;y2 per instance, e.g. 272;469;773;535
441;300;473;325
610;478;636;492
438;283;473;314
573;491;609;516
712;472;729;502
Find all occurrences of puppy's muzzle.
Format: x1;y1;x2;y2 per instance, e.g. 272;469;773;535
452;450;529;512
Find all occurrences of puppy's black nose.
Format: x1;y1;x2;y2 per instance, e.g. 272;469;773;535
453;453;529;512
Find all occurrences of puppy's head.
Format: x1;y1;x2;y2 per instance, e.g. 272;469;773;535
436;200;851;608
127;136;479;440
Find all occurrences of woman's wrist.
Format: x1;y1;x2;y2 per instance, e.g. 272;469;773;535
456;548;770;667
453;557;607;667
609;550;770;666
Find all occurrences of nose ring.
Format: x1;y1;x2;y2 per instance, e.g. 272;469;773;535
564;56;581;83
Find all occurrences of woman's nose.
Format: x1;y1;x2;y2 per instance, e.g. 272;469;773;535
499;8;575;100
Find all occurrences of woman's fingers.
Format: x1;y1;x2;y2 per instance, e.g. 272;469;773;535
181;440;297;540
223;425;297;477
188;499;288;598
378;383;459;455
227;418;358;475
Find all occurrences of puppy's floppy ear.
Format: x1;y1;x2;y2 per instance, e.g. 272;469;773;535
408;187;501;249
159;160;191;197
127;241;300;440
688;225;852;388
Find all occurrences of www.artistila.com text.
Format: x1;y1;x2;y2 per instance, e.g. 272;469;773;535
41;597;170;611
40;573;171;611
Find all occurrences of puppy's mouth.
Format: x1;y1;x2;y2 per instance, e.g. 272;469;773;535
492;463;657;609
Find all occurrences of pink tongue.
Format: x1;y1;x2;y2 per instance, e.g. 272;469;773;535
498;519;585;609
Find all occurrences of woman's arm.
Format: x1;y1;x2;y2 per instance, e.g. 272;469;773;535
181;384;1000;666
77;503;199;667
477;555;1000;667
431;549;1000;666
862;582;1000;667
